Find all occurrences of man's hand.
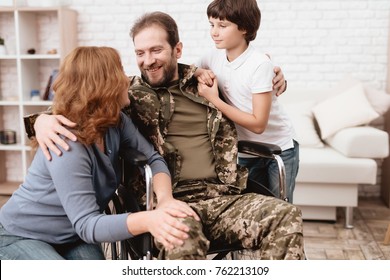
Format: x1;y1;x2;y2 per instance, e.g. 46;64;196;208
194;68;216;87
34;114;77;161
273;66;287;96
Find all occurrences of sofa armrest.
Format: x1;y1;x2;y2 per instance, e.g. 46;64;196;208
325;126;389;158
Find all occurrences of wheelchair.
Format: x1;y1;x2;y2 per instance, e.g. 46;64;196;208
103;140;287;260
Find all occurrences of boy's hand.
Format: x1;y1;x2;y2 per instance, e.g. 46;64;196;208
194;68;216;87
34;114;77;161
197;77;220;103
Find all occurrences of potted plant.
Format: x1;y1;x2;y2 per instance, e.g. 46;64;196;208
0;36;6;55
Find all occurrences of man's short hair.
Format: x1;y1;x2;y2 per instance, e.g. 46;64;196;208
130;11;180;49
207;0;261;43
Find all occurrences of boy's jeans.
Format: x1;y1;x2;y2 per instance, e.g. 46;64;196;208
239;140;299;202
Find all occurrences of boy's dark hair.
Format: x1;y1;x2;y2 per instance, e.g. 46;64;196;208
130;11;180;49
207;0;261;43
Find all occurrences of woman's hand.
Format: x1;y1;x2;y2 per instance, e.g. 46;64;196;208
146;208;192;250
157;197;200;221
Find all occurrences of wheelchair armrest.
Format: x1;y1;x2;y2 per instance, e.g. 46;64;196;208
239;140;289;202
120;148;148;166
238;140;281;158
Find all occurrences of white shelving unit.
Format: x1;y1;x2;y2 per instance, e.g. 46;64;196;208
0;5;77;194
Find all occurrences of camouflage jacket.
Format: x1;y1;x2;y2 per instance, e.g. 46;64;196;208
123;64;248;202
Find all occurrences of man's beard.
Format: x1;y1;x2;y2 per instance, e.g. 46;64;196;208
142;59;177;88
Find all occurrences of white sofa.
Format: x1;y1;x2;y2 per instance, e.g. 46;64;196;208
279;78;390;228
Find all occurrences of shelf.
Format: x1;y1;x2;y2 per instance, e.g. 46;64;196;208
0;100;20;105
17;6;70;12
0;144;26;151
23;100;52;106
0;55;17;59
0;6;77;189
20;54;61;59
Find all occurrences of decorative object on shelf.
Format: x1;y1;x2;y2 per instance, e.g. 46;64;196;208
43;69;59;100
47;48;57;54
0;130;17;145
0;36;7;55
30;89;40;101
27;48;36;54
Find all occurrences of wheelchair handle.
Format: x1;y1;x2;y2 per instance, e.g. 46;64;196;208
120;148;148;166
238;140;282;158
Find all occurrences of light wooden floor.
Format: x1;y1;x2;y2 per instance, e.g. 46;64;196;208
303;197;390;260
0;195;389;259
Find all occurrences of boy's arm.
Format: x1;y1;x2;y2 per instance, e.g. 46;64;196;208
198;79;272;134
195;65;286;95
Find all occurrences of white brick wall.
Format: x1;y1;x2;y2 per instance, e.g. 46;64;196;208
66;0;390;90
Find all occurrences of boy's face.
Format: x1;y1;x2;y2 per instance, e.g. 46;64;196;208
209;17;247;50
133;25;182;87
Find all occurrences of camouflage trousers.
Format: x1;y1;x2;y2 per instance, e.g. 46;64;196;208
157;192;304;260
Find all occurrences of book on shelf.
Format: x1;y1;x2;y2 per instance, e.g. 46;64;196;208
43;69;59;101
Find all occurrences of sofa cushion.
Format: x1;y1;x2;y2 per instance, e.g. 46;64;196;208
325;126;389;158
283;101;324;148
297;147;377;184
312;83;379;139
364;87;390;116
334;75;390;116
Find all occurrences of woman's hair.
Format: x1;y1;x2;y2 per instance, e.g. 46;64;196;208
130;11;180;49
207;0;261;43
52;46;129;145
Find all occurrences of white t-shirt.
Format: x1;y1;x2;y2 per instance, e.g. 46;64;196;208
198;44;295;153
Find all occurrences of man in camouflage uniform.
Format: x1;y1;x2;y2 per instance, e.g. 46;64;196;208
125;12;304;260
25;12;304;260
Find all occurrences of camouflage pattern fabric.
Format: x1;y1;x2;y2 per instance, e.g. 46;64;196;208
126;64;248;202
157;193;304;260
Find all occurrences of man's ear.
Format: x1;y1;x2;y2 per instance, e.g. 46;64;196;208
175;42;183;59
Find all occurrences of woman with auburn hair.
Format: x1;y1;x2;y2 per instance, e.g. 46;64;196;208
0;46;197;260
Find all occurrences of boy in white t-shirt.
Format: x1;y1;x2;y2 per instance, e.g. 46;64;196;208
196;0;298;202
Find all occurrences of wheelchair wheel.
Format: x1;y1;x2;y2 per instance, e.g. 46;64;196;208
102;193;130;260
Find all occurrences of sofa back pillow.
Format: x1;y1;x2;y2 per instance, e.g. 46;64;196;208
312;83;379;140
282;101;324;148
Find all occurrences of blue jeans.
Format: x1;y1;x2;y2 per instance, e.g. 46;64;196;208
0;223;105;260
239;140;299;203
